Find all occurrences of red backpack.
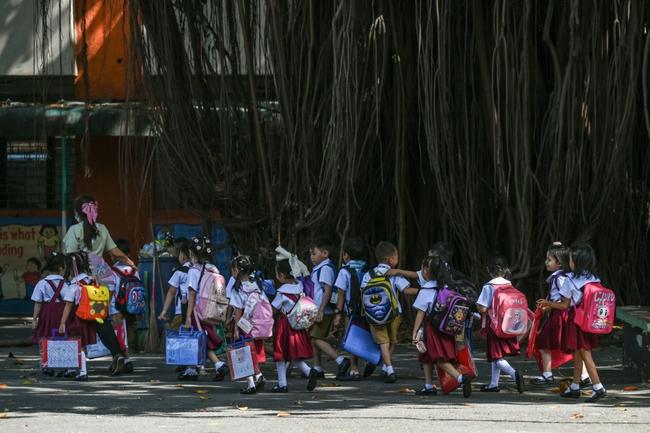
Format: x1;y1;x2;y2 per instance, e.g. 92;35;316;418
574;282;615;334
489;284;530;338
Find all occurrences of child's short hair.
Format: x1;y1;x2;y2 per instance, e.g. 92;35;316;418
375;241;398;263
174;237;190;258
39;224;58;236
428;241;453;263
66;252;90;278
311;237;333;254
570;243;596;276
27;257;42;269
43;252;66;273
275;259;294;279
547;241;570;270
487;254;511;279
342;237;365;260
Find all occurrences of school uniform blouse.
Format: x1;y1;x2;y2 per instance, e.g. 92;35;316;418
412;279;439;315
225;276;236;300
558;273;601;306
31;275;75;303
476;277;511;309
271;283;304;315
333;261;367;314
546;270;568;302
311;258;337;315
62;222;117;256
229;281;266;310
168;262;191;315
187;263;220;291
360;264;411;314
69;273;93;305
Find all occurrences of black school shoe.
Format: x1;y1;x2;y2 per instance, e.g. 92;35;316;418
255;375;266;391
338;371;361;381
480;385;500;392
580;377;592;388
363;362;377;378
515;370;525;394
240;386;257;395
336;358;351;379
112;357;127;376
75;374;89;382
462;374;473;398
271;385;288;393
560;387;581;399
530;375;554;386
123;361;134;374
213;365;229;381
415;386;437;396
306;368;319;391
384;373;397;384
585;387;607;403
178;370;199;381
42;368;55;376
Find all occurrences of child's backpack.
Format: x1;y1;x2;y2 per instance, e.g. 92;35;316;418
430;286;471;336
298;277;314;298
489;284;530;338
241;282;274;339
195;265;228;324
449;274;479;304
344;265;367;316
574;282;615;334
113;265;146;315
361;269;399;326
76;283;110;322
286;293;319;330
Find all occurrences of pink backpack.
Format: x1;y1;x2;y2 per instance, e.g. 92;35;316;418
489;284;530;338
574;282;615;334
195;265;228;324
241;283;274;339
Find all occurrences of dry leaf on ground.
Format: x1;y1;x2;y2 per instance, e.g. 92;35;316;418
399;387;416;394
277;412;291;417
196;389;209;394
0;412;7;419
623;386;639;391
236;405;249;411
571;413;584;419
0;384;7;389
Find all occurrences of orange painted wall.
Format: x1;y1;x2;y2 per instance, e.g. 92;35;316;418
74;0;141;101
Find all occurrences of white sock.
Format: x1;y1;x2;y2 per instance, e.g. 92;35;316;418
581;371;590;381
570;382;580;391
489;362;500;388
296;361;312;377
385;365;394;375
542;371;553;379
246;376;255;388
314;365;324;373
184;367;197;375
495;359;516;378
215;361;225;370
593;382;604;391
381;364;388;372
424;383;434;390
335;356;345;365
124;357;131;364
79;356;87;376
255;372;263;380
276;361;288;387
457;374;464;384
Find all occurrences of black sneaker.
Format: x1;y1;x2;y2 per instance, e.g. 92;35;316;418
214;365;229;382
177;370;199;381
363;362;377;378
481;385;500;392
240;386;257;395
530;375;554;386
124;362;134;374
75;374;89;382
42;368;55;376
307;369;318;391
384;373;397;384
415;386;437;396
271;385;288;393
580;377;592;388
462;374;473;398
255;375;266;391
112;357;127;376
336;358;351;379
63;370;77;379
585;387;606;403
514;370;524;394
315;370;325;379
560;387;581;399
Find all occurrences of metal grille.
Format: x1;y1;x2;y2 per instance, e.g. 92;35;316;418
0;137;75;209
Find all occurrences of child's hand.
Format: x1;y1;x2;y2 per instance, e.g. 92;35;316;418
184;318;192;329
385;269;400;277
158;310;168;321
315;311;324;323
536;299;550;309
32;319;38;329
58;323;66;334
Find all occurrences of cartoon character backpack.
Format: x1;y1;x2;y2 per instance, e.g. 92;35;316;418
113;264;146;315
574;282;615;334
240;281;274;339
76;283;110;323
489;283;530;338
287;293;319;330
195;264;228;324
361;269;399;326
431;286;470;336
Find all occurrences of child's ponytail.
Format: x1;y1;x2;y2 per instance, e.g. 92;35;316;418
190;236;213;264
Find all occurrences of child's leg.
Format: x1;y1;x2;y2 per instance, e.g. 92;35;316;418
437;360;461;380
294;360;312;377
539;350;552;376
489;361;501;388
580;361;591;382
311;342;322;371
313;338;340;362
350;355;359;374
580;350;601;386
494;358;516;379
571;350;583;385
276;361;288;387
423;363;434;387
379;343;393;372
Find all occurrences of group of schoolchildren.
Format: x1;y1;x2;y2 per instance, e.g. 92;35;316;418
31;234;610;403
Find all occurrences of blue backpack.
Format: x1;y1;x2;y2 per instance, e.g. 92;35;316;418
113;265;146;315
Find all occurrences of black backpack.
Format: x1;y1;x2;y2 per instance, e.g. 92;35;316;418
343;265;367;316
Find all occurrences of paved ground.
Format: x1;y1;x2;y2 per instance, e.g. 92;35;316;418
1;318;649;433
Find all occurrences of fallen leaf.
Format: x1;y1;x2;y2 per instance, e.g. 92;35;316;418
320;383;340;388
0;384;7;389
13;359;24;366
399;387;416;394
581;391;591;397
236;406;249;411
550;387;561;394
175;384;184;388
623;386;639;391
196;389;209;394
463;403;473;407
571;413;584;419
22;379;35;385
277;412;291;417
0;413;7;419
559;381;570;393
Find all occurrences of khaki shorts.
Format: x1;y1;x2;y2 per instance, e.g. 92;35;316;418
310;314;334;340
369;315;402;345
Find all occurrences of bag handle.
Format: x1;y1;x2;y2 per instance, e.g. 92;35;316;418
229;336;253;349
50;328;69;339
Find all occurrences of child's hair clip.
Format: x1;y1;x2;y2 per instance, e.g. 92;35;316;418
552;241;563;246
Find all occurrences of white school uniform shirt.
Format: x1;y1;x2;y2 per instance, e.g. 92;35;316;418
333;261;368;314
271;282;304;315
187;263;220;292
476;277;511;309
412;279;439;315
69;273;93;305
225;276;236;300
31;275;75;303
168;262;192;315
559;273;601;307
360;263;410;314
546;270;568;302
311;258;336;316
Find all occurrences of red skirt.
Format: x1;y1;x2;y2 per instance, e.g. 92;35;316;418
67;314;98;347
251;339;267;365
485;326;520;362
563;308;599;352
536;309;567;351
33;302;65;343
273;315;314;362
191;315;222;351
419;321;457;364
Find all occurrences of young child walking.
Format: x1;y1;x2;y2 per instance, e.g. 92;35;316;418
181;236;229;381
159;237;192;329
271;259;319;392
412;256;473;397
360;242;417;383
538;243;607;403
476;255;524;393
31;252;75;375
309;238;350;379
230;255;269;394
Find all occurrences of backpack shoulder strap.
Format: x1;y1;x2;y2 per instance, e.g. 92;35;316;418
46;279;65;303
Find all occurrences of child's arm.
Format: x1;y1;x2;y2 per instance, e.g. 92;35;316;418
316;283;333;322
386;269;418;280
537;297;570;311
184;289;196;329
32;302;42;329
232;307;244;340
59;302;74;334
403;287;419;296
159;285;178;320
412;310;426;343
476;304;488;314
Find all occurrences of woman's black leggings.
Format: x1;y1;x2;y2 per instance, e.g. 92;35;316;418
95;320;124;357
